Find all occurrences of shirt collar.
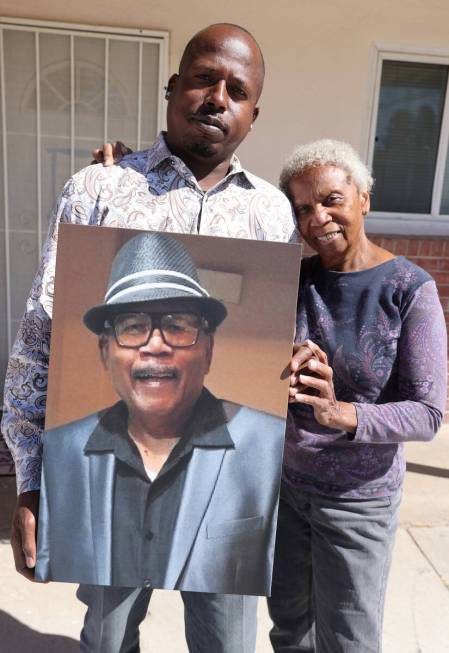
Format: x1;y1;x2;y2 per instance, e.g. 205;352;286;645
84;388;234;454
84;401;128;454
144;132;255;190
184;387;234;447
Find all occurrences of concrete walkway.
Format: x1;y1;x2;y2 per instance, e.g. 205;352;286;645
1;429;448;652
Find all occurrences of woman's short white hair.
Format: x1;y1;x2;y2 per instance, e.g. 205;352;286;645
279;139;374;195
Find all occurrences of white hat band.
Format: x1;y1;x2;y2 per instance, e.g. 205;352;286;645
105;269;208;302
107;282;204;304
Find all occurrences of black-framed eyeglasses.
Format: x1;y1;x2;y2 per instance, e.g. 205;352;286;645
105;312;210;349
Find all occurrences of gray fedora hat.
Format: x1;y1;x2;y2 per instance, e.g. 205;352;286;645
83;232;227;334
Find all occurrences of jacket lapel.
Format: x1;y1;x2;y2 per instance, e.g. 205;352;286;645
162;445;226;588
88;452;115;585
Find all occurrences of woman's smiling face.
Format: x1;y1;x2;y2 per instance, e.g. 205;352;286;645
288;165;370;269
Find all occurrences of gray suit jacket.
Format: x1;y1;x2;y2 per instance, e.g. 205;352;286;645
36;398;286;595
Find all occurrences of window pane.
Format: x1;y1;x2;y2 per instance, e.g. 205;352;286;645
40;33;71;136
74;36;105;141
372;60;448;213
141;42;160;147
40;33;71;237
3;31;39;323
440;147;449;214
3;30;36;133
107;39;139;151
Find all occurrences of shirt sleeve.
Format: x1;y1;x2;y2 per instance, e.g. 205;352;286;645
1;172;98;493
253;185;298;243
352;280;447;444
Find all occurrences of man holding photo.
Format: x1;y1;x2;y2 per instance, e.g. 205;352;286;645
2;22;296;653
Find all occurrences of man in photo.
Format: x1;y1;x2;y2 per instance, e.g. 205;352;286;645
36;232;286;596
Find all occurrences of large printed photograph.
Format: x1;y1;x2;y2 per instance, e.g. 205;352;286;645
36;224;302;595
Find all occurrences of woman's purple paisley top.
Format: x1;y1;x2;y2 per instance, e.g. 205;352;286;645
284;255;447;498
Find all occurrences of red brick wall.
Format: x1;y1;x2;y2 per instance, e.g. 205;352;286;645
303;236;449;421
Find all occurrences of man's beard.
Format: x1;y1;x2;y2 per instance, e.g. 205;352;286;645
187;140;216;158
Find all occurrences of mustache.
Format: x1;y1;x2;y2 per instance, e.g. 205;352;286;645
131;365;178;380
191;110;227;132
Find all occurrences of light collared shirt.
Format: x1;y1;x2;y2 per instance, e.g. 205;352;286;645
2;133;296;493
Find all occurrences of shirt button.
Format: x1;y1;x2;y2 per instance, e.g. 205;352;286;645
143;579;151;588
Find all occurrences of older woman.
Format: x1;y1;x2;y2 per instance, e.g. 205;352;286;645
268;140;447;652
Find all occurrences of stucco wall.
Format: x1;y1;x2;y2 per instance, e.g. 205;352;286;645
2;0;449;184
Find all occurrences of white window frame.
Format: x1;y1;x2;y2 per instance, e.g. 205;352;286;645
366;43;449;236
0;17;169;350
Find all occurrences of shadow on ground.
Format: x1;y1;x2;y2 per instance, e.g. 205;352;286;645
406;462;449;478
1;479;79;651
0;610;78;652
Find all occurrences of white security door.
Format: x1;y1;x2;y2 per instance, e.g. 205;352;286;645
0;19;168;473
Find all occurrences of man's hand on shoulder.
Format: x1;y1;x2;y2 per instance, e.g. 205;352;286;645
11;490;40;581
91;141;133;167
